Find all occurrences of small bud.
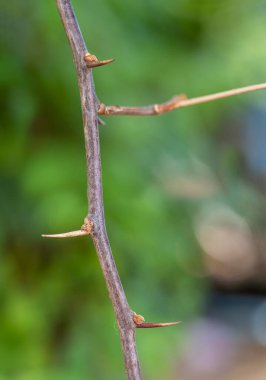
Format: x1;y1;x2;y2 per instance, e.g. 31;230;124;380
133;312;145;325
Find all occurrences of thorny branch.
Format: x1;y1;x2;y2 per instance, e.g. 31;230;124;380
42;1;266;379
54;1;142;379
45;1;177;379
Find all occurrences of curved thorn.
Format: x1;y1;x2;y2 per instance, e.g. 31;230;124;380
84;53;114;68
136;321;181;329
86;58;115;68
42;230;90;238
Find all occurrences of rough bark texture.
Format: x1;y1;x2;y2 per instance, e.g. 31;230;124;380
55;1;142;379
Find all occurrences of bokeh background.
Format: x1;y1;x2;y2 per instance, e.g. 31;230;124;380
1;0;266;379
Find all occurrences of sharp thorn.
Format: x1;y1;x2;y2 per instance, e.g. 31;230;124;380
135;321;181;329
84;54;114;68
41;230;90;238
86;58;115;68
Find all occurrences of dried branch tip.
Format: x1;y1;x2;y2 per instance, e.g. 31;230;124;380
84;53;114;68
42;218;93;238
133;312;180;328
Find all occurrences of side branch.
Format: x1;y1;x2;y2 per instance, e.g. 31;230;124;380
98;83;266;116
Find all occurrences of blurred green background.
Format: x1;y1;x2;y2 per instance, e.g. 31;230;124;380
1;0;266;379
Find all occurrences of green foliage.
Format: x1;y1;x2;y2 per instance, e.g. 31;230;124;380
1;0;266;378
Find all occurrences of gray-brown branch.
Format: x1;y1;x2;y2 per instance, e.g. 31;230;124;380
55;1;142;379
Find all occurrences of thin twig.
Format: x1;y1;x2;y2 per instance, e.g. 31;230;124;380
98;82;266;116
55;1;142;379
